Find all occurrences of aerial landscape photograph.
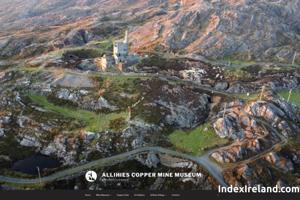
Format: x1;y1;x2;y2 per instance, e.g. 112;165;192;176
0;0;300;199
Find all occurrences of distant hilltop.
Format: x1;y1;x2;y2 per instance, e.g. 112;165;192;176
0;0;299;63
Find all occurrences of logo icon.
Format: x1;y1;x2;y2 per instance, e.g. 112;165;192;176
85;170;97;183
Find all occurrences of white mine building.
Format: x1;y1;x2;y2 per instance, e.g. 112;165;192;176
95;31;139;71
113;30;129;64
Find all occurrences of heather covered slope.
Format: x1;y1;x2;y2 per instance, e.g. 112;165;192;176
0;0;300;62
130;0;300;63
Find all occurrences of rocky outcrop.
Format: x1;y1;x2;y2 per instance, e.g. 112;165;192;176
211;91;299;164
211;137;269;164
264;152;294;172
0;37;33;58
122;120;159;149
0;128;4;137
54;88;118;111
245;92;300;137
77;59;98;71
214;82;229;91
179;68;207;83
64;29;94;46
131;0;300;63
52;74;95;88
213;100;265;140
19;136;41;148
159;99;208;129
2;1;300;62
159;154;194;169
154;85;210;128
41;134;80;165
145;151;160;168
0;112;11;138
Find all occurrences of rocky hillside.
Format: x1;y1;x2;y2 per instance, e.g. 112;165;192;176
1;0;300;63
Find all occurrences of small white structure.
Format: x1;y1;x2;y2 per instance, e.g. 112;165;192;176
95;54;114;71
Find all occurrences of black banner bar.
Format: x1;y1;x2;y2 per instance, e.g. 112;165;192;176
0;190;300;200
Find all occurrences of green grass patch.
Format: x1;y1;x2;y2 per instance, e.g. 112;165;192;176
168;123;228;155
100;75;148;108
224;67;253;80
235;92;259;101
89;38;113;51
223;56;257;66
278;89;300;106
28;94;128;132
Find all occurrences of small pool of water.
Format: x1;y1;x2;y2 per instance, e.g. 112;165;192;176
12;154;61;175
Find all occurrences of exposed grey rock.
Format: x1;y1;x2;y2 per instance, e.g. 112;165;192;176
57;88;80;101
247;101;285;123
145;151;160;168
121;120;159;149
157;94;209;129
159;154;194;168
245;98;299;137
94;97;118;111
20;136;41;148
83;131;98;141
275;98;300;124
0;128;4;137
0;37;33;58
179;68;207;83
214;81;229;91
227;84;248;94
131;136;144;149
41;135;78;165
77;59;98;71
28;52;65;68
17;116;31;128
0;113;12;124
213;115;244;140
52;74;95;88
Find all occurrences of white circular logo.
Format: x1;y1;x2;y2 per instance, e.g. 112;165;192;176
85;170;97;183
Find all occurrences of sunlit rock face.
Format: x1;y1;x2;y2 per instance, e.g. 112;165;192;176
1;0;300;62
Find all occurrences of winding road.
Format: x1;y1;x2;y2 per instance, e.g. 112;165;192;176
0;146;227;187
0;67;289;188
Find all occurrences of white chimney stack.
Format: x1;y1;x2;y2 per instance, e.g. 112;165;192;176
124;30;128;43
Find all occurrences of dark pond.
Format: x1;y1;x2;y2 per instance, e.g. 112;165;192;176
12;154;61;175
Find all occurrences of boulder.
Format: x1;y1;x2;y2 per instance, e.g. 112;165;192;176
83;131;98;141
214;81;229;91
20;136;41;148
145;151;160;168
95;97;118;110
